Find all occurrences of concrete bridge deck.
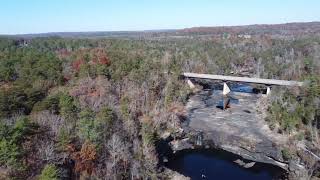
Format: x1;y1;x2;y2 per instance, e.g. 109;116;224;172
183;73;304;86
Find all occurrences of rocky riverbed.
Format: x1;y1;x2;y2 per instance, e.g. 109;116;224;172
185;90;288;168
166;85;310;179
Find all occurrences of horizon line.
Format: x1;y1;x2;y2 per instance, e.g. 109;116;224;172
1;20;319;36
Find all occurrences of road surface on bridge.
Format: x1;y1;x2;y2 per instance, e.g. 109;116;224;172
183;73;304;86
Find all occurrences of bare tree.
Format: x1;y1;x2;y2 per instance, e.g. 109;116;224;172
107;133;129;178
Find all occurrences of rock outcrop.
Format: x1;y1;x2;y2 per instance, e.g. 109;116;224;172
175;88;310;179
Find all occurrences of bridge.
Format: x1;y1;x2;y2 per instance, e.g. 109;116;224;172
183;72;304;97
183;73;304;87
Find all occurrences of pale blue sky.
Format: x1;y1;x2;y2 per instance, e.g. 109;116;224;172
1;0;319;34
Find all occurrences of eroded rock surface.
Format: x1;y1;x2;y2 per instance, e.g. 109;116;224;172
165;169;191;180
184;89;289;169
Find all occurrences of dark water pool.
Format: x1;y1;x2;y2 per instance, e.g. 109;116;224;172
165;149;286;180
229;83;254;93
208;83;254;93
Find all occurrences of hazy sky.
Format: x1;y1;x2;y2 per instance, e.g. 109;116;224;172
1;0;320;34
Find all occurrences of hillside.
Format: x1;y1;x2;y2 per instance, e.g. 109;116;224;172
179;22;320;36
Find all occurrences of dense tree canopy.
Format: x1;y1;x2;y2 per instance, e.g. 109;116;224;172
0;32;319;179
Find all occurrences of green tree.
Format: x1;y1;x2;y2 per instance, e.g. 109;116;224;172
281;111;299;133
33;94;60;113
95;107;115;137
0;59;18;82
78;108;96;142
57;128;72;151
0;116;38;169
39;164;58;180
78;107;116;144
141;122;156;147
120;96;130;120
59;93;77;121
0;138;20;168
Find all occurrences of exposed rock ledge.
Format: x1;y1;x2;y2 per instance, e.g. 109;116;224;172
169;90;309;179
165;169;190;180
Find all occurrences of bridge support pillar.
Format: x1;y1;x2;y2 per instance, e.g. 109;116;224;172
223;82;231;95
187;78;196;89
266;86;271;95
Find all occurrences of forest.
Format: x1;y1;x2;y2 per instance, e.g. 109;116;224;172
0;29;319;179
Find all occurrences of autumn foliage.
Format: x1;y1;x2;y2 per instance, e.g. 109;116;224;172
70;48;110;72
69;142;97;176
72;59;85;71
